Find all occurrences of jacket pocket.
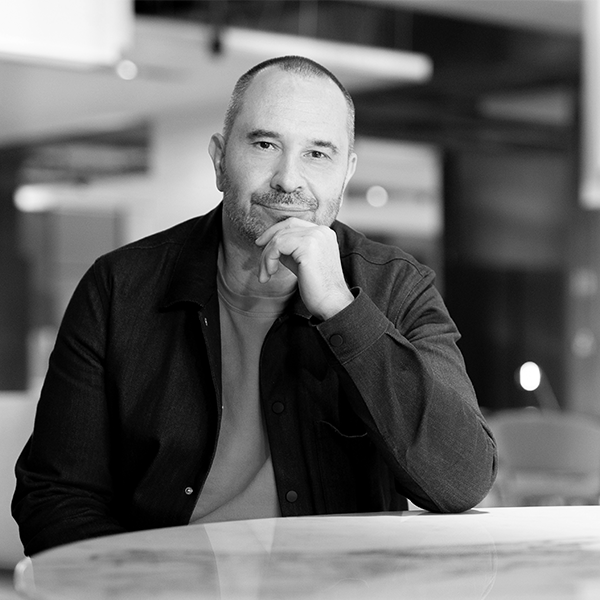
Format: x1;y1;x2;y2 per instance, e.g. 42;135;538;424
316;420;372;513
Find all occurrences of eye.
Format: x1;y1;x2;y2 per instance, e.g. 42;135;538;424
254;141;275;151
307;150;329;160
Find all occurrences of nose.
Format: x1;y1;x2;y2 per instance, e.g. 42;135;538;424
270;154;304;193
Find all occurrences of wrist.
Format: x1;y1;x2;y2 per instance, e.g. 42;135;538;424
315;288;354;321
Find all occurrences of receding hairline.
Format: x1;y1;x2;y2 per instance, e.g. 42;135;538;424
222;56;355;152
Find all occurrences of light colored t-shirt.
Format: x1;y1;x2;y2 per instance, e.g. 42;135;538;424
189;256;293;524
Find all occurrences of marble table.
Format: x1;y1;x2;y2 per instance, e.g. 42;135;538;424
13;506;600;599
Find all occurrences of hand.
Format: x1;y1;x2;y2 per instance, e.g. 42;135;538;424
255;218;354;320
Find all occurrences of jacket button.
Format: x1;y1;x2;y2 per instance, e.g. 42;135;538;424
329;334;344;347
286;490;298;503
184;487;194;495
272;401;285;414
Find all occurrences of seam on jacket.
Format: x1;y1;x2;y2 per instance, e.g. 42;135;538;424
340;248;434;329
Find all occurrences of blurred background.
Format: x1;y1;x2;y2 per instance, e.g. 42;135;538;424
2;0;600;571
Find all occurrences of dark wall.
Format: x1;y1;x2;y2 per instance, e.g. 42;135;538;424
0;150;29;390
444;148;573;411
445;264;566;411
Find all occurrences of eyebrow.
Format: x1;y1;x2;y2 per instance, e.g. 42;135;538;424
246;129;279;142
246;129;341;155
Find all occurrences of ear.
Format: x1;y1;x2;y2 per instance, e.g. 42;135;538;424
208;133;227;192
343;152;358;191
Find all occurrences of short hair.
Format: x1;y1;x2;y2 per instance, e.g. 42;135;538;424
222;55;355;152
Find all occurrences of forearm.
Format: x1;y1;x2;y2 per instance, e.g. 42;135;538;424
12;265;123;556
316;288;497;512
12;464;126;556
13;370;124;556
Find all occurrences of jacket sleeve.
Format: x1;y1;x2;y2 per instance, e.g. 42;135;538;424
12;263;126;556
314;278;497;513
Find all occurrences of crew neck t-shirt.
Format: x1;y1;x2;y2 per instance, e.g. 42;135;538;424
189;259;294;524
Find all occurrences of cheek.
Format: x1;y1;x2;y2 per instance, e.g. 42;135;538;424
228;158;270;194
312;174;346;201
310;163;350;190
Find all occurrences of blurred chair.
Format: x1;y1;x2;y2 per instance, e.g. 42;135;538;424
0;392;36;568
487;409;600;506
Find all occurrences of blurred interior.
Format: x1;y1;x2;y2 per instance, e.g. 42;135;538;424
2;0;600;570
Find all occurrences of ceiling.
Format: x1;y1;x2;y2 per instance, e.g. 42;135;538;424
133;0;583;35
0;0;584;183
368;0;581;34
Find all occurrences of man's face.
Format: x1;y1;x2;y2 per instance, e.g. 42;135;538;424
210;68;357;246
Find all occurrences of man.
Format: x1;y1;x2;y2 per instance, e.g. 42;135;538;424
13;56;497;556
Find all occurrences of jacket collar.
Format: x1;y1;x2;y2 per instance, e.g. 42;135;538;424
161;202;311;319
161;204;222;310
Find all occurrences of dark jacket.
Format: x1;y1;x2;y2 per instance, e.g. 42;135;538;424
13;203;497;556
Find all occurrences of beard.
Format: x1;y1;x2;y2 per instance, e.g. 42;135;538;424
222;174;343;246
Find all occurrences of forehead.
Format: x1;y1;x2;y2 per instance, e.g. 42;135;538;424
234;68;351;146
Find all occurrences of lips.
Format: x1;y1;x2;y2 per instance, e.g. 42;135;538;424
258;203;312;212
251;191;318;213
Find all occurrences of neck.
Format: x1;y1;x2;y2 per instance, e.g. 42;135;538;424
220;219;297;298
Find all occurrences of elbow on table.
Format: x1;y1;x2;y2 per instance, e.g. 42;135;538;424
437;455;499;513
408;448;498;514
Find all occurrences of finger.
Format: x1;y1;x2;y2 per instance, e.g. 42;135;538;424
258;229;305;283
255;217;315;247
258;246;284;283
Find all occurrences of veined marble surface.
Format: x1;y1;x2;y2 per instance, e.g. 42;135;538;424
14;506;600;599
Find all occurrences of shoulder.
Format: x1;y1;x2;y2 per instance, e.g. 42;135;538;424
89;216;204;299
332;220;446;330
84;219;192;304
101;217;199;264
332;220;434;283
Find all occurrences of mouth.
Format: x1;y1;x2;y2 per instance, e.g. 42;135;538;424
256;205;317;225
256;203;314;213
250;191;318;222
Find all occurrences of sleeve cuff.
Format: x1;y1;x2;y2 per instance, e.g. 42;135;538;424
314;287;392;365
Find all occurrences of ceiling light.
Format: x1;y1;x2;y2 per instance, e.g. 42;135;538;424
581;0;600;207
116;59;138;80
218;27;432;88
14;185;57;212
366;185;389;207
0;0;133;69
